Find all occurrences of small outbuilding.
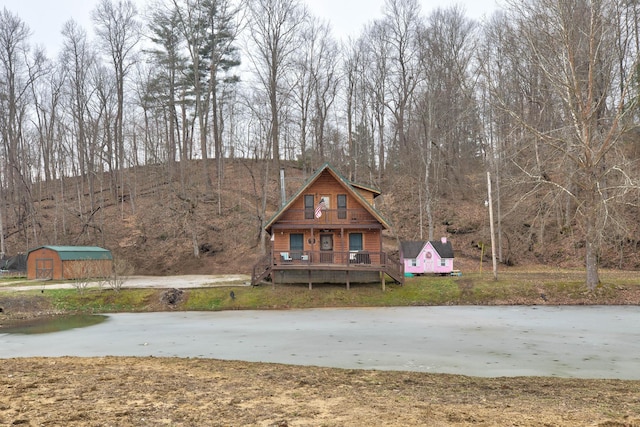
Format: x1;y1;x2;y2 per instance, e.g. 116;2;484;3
27;246;113;280
401;238;454;276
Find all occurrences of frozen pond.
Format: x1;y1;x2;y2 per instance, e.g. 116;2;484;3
1;306;639;379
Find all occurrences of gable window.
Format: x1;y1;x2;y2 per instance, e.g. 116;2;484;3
304;194;314;219
337;194;347;219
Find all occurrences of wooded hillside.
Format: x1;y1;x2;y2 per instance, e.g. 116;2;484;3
1;159;638;277
1;1;639;283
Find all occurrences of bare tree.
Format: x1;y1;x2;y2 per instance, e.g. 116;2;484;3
92;0;140;192
246;0;307;173
361;21;391;180
381;0;422;158
498;0;640;289
421;6;479;193
0;8;46;250
290;17;340;169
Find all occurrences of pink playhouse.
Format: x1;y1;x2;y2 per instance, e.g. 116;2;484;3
401;238;455;276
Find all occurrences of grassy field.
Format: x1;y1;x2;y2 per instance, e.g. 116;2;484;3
1;268;638;318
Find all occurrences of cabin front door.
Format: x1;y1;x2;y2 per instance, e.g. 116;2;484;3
320;233;334;263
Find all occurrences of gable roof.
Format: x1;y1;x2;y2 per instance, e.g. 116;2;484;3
28;246;113;261
400;241;426;259
401;240;454;259
349;181;381;198
430;240;454;259
265;163;390;233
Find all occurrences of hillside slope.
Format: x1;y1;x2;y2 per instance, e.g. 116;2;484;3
3;159;638;276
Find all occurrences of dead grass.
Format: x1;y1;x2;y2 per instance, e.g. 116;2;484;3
1;357;639;426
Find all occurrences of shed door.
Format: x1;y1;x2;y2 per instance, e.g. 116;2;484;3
36;258;54;280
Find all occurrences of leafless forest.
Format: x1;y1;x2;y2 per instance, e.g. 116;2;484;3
1;0;639;286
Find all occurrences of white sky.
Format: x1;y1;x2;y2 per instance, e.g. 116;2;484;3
2;0;498;57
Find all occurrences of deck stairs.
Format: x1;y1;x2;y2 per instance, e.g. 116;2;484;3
251;255;272;286
383;257;405;285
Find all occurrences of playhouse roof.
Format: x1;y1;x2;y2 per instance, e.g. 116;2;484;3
401;241;426;259
265;163;390;233
431;240;454;258
401;240;454;259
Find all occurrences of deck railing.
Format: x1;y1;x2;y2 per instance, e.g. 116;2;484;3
251;250;404;285
273;250;383;266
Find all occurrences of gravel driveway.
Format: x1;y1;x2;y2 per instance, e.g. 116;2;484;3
0;274;251;291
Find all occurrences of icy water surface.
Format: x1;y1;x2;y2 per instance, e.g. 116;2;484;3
1;306;639;379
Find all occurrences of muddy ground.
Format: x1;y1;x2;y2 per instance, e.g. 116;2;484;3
1;356;639;426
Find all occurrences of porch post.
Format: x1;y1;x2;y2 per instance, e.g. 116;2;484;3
310;227;315;263
381;271;386;291
341;227;345;265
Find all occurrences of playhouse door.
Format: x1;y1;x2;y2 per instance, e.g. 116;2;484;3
424;250;434;273
320;234;334;263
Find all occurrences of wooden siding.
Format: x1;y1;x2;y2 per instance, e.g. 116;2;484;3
272;229;381;258
354;188;375;204
277;170;377;226
27;247;61;280
62;259;113;280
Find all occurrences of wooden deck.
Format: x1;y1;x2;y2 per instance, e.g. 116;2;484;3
252;250;404;288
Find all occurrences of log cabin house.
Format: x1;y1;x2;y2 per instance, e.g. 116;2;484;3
252;163;404;289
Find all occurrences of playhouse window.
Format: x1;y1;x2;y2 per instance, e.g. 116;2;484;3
411;259;418;267
440;259;447;267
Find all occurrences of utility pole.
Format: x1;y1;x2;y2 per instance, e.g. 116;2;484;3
487;172;498;281
280;168;286;207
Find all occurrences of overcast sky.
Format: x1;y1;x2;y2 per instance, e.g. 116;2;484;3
3;0;498;57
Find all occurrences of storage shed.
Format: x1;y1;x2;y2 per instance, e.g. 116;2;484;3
27;246;113;280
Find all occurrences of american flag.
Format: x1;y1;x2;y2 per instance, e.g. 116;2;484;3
315;198;326;218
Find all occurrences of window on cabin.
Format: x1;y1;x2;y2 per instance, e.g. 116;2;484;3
337;194;347;219
290;234;304;259
349;233;363;251
304;195;314;219
440;259;447;267
411;259;418;267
